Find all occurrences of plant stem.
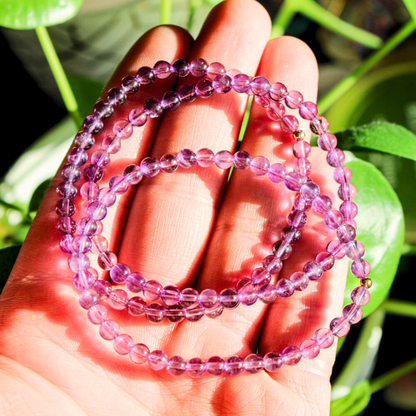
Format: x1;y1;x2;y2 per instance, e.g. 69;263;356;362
160;0;172;25
187;0;202;32
402;0;416;23
318;20;416;113
381;299;416;318
370;358;416;393
0;198;25;213
35;26;82;128
271;0;296;38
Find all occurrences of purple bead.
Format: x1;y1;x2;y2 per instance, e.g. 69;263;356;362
171;59;190;78
87;304;108;325
324;210;344;229
110;263;130;284
140;157;160;177
123;164;143;185
143;280;163;301
67;147;87;166
334;166;352;184
213;74;232;93
266;101;285;120
71;235;92;254
303;261;324;281
160;285;181;306
207;62;225;79
282;346;301;365
214;150;233;169
299;101;318;120
327;240;346;260
97;251;117;270
236;277;251;291
351;258;371;278
107;87;126;107
310;116;329;135
263;255;283;274
184;303;205;322
196;148;215;167
69;253;90;272
276;279;295;298
167;356;187;376
99;320;120;340
244;354;264;374
161;91;180;111
94;280;112;298
300;340;320;359
91;150;110;168
287;210;307;228
177;149;196;168
198;289;218;309
300;182;320;201
165;305;185;323
74;269;96;290
254;93;271;108
136;66;155;85
80;182;99;201
145;303;165;323
56;182;77;200
313;328;334;349
337;224;356;243
238;282;257;305
160;153;178;173
257;284;277;304
153;60;172;79
340;201;358;222
129;108;147;127
186;358;205;378
281;226;301;244
125;272;145;292
338;183;357;201
280;115;299;134
233;150;251;170
272;240;292;260
284;171;306;191
178;84;197;103
250;156;270;176
114;334;133;355
267;163;286;183
330;317;350;337
295;158;312;176
130;343;149;364
195;78;214;98
180;288;199;307
189;58;208;77
78;288;99;309
327;148;345;167
144;98;163;118
120;75;140;94
269;82;287;101
294;194;312;212
57;217;76;234
74;131;94;149
127;296;146;316
83;164;103;183
289;272;309;291
225;356;244;376
204;303;224;319
293;141;311;159
219;288;239;308
231;73;251;93
90;235;108;254
317;133;337;151
251;267;271;286
97;188;116;207
343;304;363;324
351;286;370;306
87;201;107;221
113;120;133;140
82;115;103;135
147;350;168;371
312;195;333;215
285;90;303;109
107;289;128;311
76;217;96;236
250;76;270;96
263;352;282;372
316;252;335;271
93;100;113;119
61;164;81;183
206;356;225;376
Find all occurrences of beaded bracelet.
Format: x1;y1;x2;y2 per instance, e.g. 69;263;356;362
55;58;372;377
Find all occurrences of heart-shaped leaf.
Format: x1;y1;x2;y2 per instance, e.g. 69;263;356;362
0;0;85;30
68;76;104;119
336;121;416;160
28;178;52;213
344;159;405;317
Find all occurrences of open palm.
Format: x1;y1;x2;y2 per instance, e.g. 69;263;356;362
0;1;349;414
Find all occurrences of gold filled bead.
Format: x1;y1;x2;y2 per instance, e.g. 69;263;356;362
293;130;306;141
360;278;372;289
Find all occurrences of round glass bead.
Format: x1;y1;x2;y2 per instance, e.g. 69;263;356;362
287;210;307;229
91;150;110;168
129;343;149;364
97;251;117;270
161;91;180;111
97;188;116;207
294;194;312;212
285;90;303;109
257;284;277;304
263;352;282;372
225;356;244;376
284;171;306;191
212;74;232;93
337;224;356;243
145;303;165;323
196;148;214;167
87;304;108;325
180;288;199;308
195;78;214;98
343;303;363;324
58;217;76;234
313;328;334;349
153;60;171;79
136;66;154;85
71;235;92;254
303;261;323;280
268;163;287;183
99;320;120;340
123;164;143;185
238;282;257;305
293;141;311;159
165;305;185;323
127;296;146;316
272;240;292;260
251;267;271;286
206;356;225;376
161;285;181;306
82;115;103;134
299;101;318;120
281;346;301;365
250;76;270;96
330;317;350;337
244;354;264;373
171;59;190;78
107;87;126;107
338;183;357;201
250;156;270;176
91;235;108;254
69;253;90;272
86;201;107;221
315;252;335;271
327;240;346;260
120;75;139;94
61;164;81;183
114;334;133;355
214;150;233;169
143;280;163;301
144;98;163;118
80;182;99;201
129;108;147;127
334;166;352;184
317;133;337;151
327;148;345;167
177;149;196;168
276;279;295;298
147;350;168;371
281;226;301;244
231;73;251;93
186;358;205;378
93;100;113;119
198;289;219;309
184;303;204;322
266;101;285;120
110;263;130;284
300;182;320;201
280;115;299;134
83;164;103;183
310;116;329;135
219;288;239;308
78;288;99;309
56;182;77;200
178;84;197;103
125;272;145;292
269;82;287;101
67;147;87;166
107;289;128;311
189;58;208;77
207;62;225;79
351;258;371;278
289;272;309;291
324;210;344;229
167;356;187;376
74;132;94;149
140;157;160;177
113;120;133;140
300;340;320;359
262;255;283;274
351;286;370;306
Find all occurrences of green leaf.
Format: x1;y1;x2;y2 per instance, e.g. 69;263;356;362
28;178;52;213
0;246;21;292
331;380;372;416
344;159;405;317
68;76;104;120
336;121;416;160
0;0;85;30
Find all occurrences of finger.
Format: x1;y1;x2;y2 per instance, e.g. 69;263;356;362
118;0;271;293
185;36;320;360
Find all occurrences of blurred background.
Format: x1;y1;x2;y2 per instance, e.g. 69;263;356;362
1;0;415;414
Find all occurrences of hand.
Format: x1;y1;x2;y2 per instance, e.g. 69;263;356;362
0;0;348;414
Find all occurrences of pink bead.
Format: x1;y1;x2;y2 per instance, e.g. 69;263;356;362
310;116;329;135
178;84;196;103
233;150;251;170
140;157;160;177
109;175;129;194
67;147;87;166
276;279;295;298
324;210;344;229
272;240;292;260
266;101;285;120
185;303;204;322
337;224;356;243
199;289;219;309
219;288;239;308
74;132;94;149
71;235;92;254
299;101;318;120
313;328;334;349
147;350;168;371
165;306;185;323
186;358;205;378
97;251;117;270
123;164;143;185
114;334;133;355
244;354;264;373
214;150;233;169
129;108;147;127
300;340;320;359
167;356;186;376
180;288;199;307
93;100;113;119
351;286;370;306
87;304;108;325
91;235;108;254
177;149;196;168
250;76;270;96
257;283;277;304
251;267;271;286
80;182;99;201
121;75;139;94
60;234;73;253
300;182;320;201
280;115;299;133
196;148;214;167
318;133;337;151
281;226;301;244
287;210;307;228
94;280;112;299
303;261;323;280
289;272;309;291
334;166;352;184
87;201;107;221
113;120;133;140
213;74;232;93
61;164;81;183
293;141;311;159
315;252;335;271
207;62;225;79
107;289;128;310
69;253;90;272
281;346;301;365
268;163;287;183
285;171;306;191
269;82;287;101
231;73;251;93
238;282;257;305
137;66;154;85
250;156;270;176
195;78;214;98
130;343;149;364
343;303;363;324
79;288;99;309
330;317;350;337
351;258;371;278
145;303;165;323
73;269;96;290
125;272;145;292
97;188;116;207
312;195;333;215
110;263;130;284
82;115;103;134
263;352;282;372
327;240;346;259
127;296;146;316
206;356;225;376
190;58;208;77
153;60;171;79
294;194;312;212
57;217;76;234
338;183;357;201
99;320;120;340
161;285;181;306
327;148;345;167
107;88;126;107
263;255;283;274
143;280;163;301
161;91;180;111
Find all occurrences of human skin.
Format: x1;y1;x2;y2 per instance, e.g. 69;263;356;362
0;0;349;414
